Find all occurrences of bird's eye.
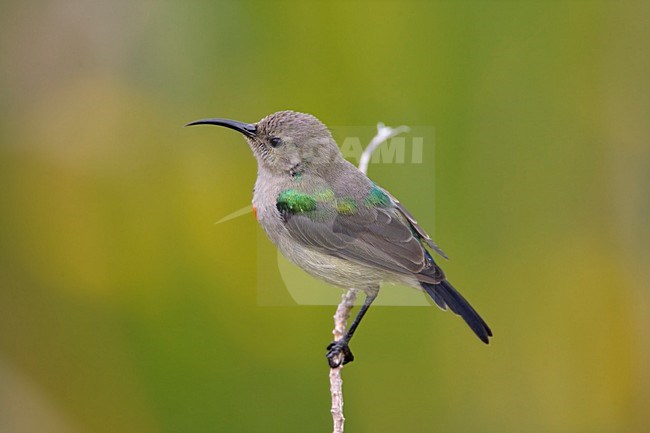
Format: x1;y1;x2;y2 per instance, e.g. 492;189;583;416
269;137;282;148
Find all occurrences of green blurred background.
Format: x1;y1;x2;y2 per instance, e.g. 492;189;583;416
1;1;649;432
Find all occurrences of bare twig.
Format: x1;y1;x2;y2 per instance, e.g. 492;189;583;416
329;289;357;433
329;122;410;433
358;123;410;175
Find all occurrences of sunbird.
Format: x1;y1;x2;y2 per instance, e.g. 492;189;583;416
187;111;492;367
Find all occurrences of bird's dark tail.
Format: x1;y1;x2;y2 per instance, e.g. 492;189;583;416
421;280;492;344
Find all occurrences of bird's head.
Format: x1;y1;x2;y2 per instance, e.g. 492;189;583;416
187;110;343;176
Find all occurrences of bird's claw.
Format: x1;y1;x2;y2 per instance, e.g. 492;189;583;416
326;340;354;368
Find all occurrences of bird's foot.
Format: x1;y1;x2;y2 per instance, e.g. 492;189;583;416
326;340;354;368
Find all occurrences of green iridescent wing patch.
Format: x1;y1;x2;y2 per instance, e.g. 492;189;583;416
276;189;318;214
336;197;358;215
365;185;391;207
277;188;369;218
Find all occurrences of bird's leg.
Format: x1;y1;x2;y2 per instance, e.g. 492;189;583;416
326;290;378;368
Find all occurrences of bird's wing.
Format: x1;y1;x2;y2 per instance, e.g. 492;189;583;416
379;187;448;259
277;188;444;283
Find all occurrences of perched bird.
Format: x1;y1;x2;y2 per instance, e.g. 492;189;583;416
187;110;492;367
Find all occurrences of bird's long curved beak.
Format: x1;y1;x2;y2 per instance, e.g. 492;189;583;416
185;118;257;138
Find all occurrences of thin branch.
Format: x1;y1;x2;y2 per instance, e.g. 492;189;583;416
329;122;410;433
329;290;357;433
358;123;410;175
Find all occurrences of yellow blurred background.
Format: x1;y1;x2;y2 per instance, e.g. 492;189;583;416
1;1;649;432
